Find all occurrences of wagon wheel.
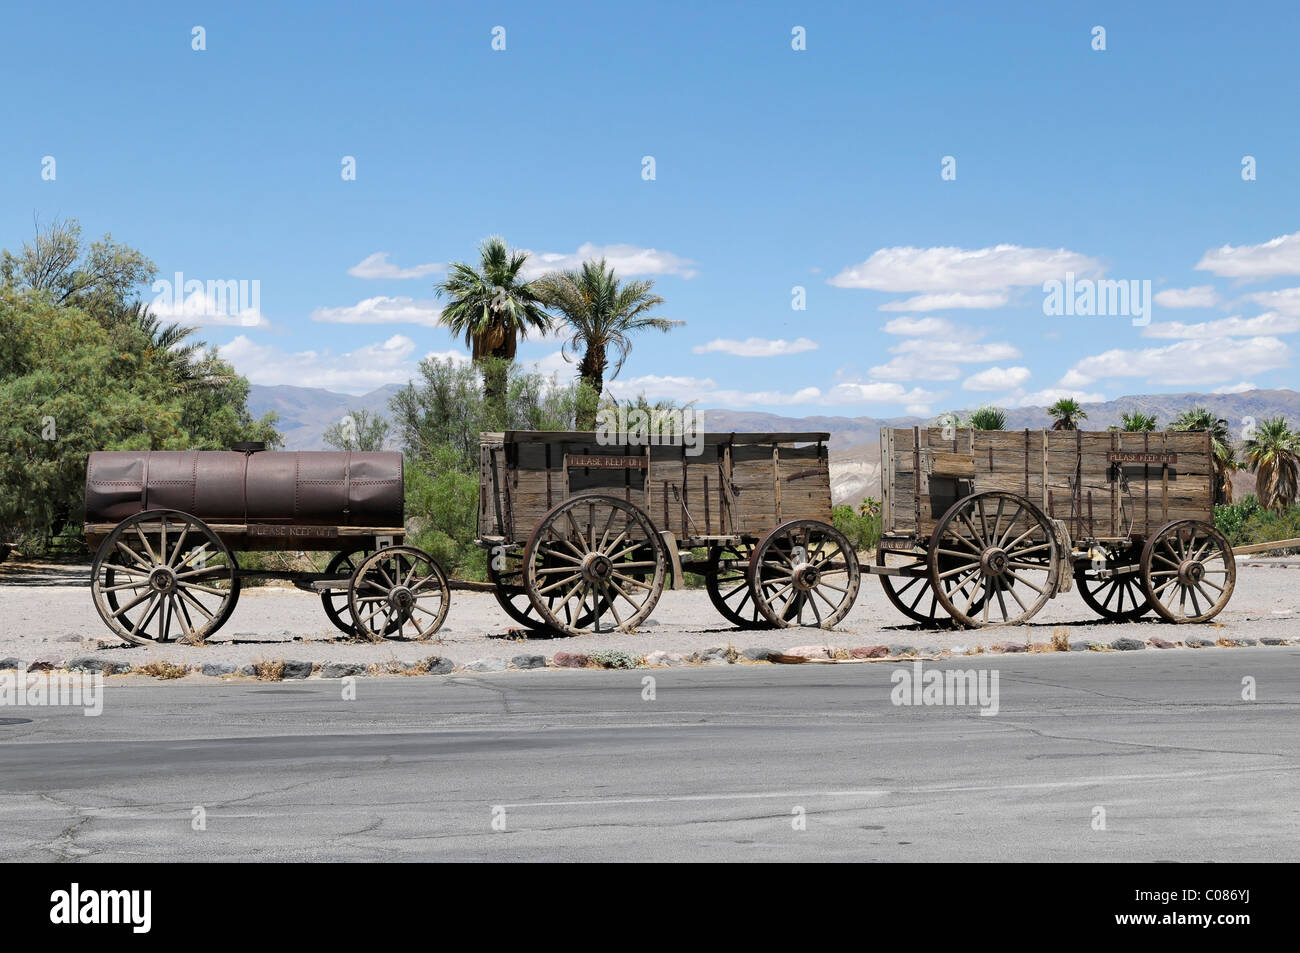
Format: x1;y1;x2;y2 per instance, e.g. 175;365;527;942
321;550;402;638
1074;563;1151;622
487;547;606;633
876;548;988;628
928;491;1059;628
347;546;451;641
522;495;667;636
748;520;861;629
1140;520;1235;623
705;542;774;629
91;509;239;646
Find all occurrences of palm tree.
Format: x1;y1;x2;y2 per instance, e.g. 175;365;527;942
1241;417;1300;512
1120;411;1158;432
1047;398;1088;431
968;406;1007;430
539;259;682;429
1169;406;1238;504
435;236;553;412
110;301;233;395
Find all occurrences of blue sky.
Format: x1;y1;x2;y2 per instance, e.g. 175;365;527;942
4;0;1299;415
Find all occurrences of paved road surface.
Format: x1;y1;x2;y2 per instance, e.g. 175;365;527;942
2;649;1297;861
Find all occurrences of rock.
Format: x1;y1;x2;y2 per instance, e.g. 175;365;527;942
281;660;313;679
740;647;777;661
949;645;971;655
644;651;687;667
66;656;132;675
319;662;365;678
920;645;943;655
700;656;730;665
1110;638;1146;651
466;657;508;673
697;645;731;660
887;645;917;657
992;641;1027;653
27;656;61;671
787;645;831;660
510;654;546;670
1068;641;1101;652
420;656;454;675
0;657;28;671
551;652;590;669
238;663;258;676
1261;637;1289;646
850;645;889;659
200;662;238;677
1185;637;1216;648
1028;642;1053;652
1232;637;1258;646
1149;637;1176;649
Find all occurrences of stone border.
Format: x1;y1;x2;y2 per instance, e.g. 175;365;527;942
0;635;1293;682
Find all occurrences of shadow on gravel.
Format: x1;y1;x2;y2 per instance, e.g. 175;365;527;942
0;563;90;586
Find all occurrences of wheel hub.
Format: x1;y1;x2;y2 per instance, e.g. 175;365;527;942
1178;560;1205;584
149;566;177;594
581;553;614;585
792;562;820;591
980;547;1009;577
387;586;415;612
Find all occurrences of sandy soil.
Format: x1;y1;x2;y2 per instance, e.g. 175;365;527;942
1;556;1297;672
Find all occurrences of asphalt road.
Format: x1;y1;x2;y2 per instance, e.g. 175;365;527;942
2;649;1297;862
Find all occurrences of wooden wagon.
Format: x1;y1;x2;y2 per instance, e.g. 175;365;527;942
83;445;450;645
476;431;861;634
871;426;1235;627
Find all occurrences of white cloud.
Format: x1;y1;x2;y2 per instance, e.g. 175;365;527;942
964;366;1031;391
829;243;1102;292
879;292;1009;311
890;339;1021;362
151;287;268;329
1061;336;1290;388
1014;388;1106;408
311;296;442;327
520;242;698;279
869;356;961;382
1196;231;1300;278
219;334;467;394
1142;312;1300;339
1212;381;1257;394
347;252;442;280
1153;285;1218;308
691;337;818;357
881;315;985;341
1244;287;1300;316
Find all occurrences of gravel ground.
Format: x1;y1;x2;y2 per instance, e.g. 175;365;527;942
1;558;1298;672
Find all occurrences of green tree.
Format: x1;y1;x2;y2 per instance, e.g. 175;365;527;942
1120;411;1158;431
538;259;682;429
1047;397;1088;430
434;237;553;420
1241;417;1300;512
323;408;391;452
1170;406;1238;504
1;217;156;319
968;406;1007;430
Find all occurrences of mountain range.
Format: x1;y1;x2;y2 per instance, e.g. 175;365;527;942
248;384;1298;506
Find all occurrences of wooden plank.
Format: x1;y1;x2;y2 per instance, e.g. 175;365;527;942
773;444;782;523
499;430;830;445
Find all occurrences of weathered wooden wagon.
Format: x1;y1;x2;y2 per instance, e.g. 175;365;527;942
83;445;450;645
872;426;1235;627
476;431;860;634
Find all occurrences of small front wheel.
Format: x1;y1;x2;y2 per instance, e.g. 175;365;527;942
748;520;860;628
347;546;450;641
